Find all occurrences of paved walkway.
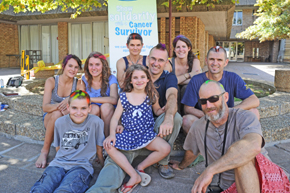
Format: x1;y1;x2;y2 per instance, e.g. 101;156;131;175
1;134;290;193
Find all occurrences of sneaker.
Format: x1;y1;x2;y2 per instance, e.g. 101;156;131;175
158;164;175;179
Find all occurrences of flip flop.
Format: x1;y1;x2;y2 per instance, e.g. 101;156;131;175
118;183;138;193
135;169;151;187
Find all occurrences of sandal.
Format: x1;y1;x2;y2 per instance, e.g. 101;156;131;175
135;169;151;187
118;183;138;193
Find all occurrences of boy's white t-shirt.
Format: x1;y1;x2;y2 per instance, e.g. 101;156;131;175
49;114;105;175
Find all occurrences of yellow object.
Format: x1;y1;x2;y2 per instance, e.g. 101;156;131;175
192;49;200;60
21;53;110;77
21;50;30;79
32;60;61;73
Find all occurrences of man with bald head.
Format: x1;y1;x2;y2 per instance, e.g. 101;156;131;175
182;46;260;134
170;80;289;193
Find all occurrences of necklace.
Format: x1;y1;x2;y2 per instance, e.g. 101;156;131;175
204;119;229;187
128;55;141;65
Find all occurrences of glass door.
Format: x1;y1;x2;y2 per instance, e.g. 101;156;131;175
223;42;230;59
229;42;237;61
237;42;244;62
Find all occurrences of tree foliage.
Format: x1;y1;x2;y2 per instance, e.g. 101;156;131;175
162;0;236;10
0;0;237;19
236;0;290;42
0;0;107;19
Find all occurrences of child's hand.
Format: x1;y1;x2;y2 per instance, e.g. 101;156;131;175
156;106;166;116
103;135;116;149
116;125;124;133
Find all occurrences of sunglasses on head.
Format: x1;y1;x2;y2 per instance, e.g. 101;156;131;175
213;46;224;52
198;92;225;105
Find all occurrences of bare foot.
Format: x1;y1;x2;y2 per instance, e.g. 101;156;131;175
35;152;48;168
121;172;141;193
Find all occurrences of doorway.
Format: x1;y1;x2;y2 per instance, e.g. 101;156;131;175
216;41;244;62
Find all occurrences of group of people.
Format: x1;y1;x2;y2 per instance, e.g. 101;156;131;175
31;33;289;193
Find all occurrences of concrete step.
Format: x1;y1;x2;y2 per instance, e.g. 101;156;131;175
0;93;43;117
0;109;44;141
260;112;290;143
2;83;290;146
258;92;290;119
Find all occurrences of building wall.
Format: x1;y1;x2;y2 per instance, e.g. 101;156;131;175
231;9;255;39
158;16;211;68
231;8;279;62
244;40;279;62
58;22;68;62
0;23;19;68
283;39;290;63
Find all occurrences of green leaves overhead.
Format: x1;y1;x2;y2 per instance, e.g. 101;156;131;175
236;0;290;42
161;0;237;11
0;0;106;19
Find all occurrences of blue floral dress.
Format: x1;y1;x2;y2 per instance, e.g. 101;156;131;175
115;92;157;150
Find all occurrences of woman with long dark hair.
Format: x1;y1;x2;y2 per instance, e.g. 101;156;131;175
166;35;202;115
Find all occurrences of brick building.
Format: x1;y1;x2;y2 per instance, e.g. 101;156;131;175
3;0;279;69
221;0;280;63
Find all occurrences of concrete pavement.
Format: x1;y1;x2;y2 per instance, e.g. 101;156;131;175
1;134;290;193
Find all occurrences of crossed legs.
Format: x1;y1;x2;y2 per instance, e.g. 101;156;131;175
105;137;170;193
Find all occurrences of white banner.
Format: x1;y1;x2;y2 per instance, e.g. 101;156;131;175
108;0;158;75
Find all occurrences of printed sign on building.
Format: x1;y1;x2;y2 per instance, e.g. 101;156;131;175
108;0;158;75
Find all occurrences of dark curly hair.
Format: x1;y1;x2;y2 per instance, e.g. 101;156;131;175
121;64;158;105
84;52;111;97
172;35;197;72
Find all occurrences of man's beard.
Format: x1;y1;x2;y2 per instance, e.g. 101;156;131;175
204;98;226;122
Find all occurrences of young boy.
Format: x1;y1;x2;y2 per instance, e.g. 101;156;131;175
31;90;105;193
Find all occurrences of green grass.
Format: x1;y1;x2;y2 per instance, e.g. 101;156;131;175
234;83;271;101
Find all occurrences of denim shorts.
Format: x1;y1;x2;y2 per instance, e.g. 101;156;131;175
30;166;92;193
42;113;47;121
91;103;117;108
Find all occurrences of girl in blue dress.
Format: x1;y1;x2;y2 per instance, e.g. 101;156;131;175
103;65;171;193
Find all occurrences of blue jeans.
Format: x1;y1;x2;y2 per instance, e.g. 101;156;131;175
30;166;92;193
86;112;182;193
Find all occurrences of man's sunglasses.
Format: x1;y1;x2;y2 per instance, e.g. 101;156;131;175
198;92;225;105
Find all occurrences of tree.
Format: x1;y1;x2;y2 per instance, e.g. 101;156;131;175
162;0;236;10
0;0;107;19
236;0;290;42
0;0;237;19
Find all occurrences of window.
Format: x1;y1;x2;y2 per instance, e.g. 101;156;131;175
233;11;243;25
20;24;58;64
69;22;109;60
